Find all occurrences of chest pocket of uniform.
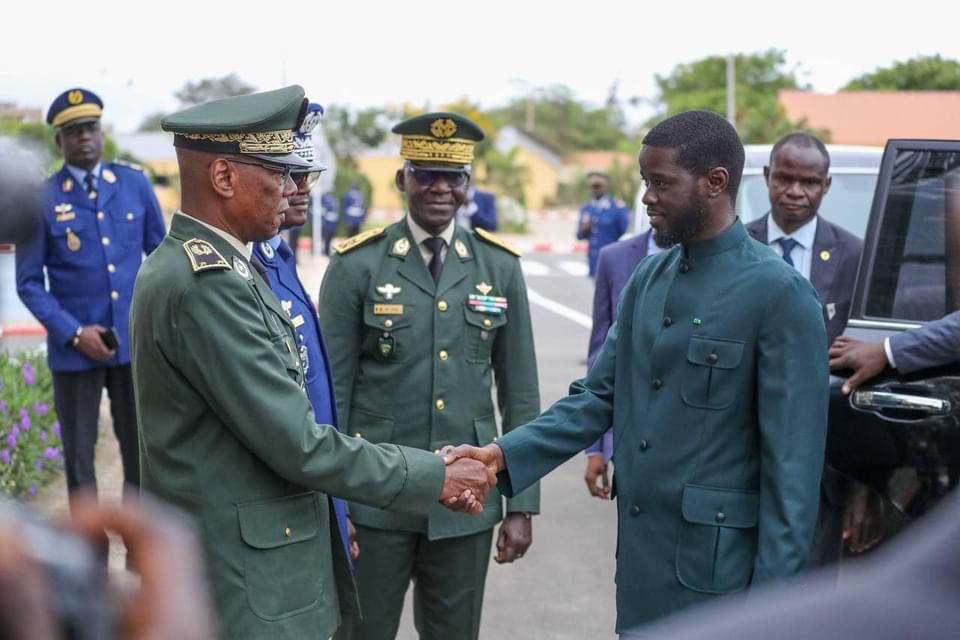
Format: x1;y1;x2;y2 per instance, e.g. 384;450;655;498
680;336;744;410
252;284;304;387
362;304;413;363
464;307;507;363
117;208;145;247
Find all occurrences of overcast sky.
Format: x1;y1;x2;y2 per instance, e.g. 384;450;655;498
4;0;959;133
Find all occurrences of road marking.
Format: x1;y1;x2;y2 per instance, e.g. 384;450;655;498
557;260;589;276
521;260;552;277
526;287;592;329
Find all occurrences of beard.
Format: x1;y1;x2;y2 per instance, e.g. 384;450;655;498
652;192;709;248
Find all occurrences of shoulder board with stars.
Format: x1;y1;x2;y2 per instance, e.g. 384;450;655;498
474;228;521;257
182;238;231;273
334;227;386;255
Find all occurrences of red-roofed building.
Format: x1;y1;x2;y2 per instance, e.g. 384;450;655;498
779;90;960;145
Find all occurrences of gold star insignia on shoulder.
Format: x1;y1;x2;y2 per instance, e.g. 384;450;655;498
62;177;73;192
820;250;831;262
476;281;493;295
391;237;411;257
102;169;116;184
454;239;469;259
334;227;386;255
474;228;521;257
182;238;230;273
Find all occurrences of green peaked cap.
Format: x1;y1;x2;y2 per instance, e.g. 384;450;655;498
161;85;311;168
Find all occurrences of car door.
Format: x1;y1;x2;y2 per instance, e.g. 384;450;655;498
828;139;960;532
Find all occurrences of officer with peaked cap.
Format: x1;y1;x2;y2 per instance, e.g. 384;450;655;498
16;87;166;506
577;171;630;277
319;113;541;640
251;103;358;563
130;87;496;639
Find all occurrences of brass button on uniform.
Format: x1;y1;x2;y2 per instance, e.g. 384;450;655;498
111;291;119;300
384;319;394;328
437;300;448;312
434;448;441;454
707;352;719;365
652;379;663;390
284;527;292;537
435;399;445;411
482;318;492;328
126;212;134;220
715;512;726;524
439;350;449;361
101;237;110;246
107;264;116;273
354;432;363;438
96;211;105;221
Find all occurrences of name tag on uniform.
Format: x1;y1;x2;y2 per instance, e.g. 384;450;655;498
374;304;404;315
291;314;305;328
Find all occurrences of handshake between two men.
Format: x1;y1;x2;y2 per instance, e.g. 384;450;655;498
436;444;506;513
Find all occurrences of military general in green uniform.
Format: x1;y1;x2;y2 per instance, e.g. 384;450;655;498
445;111;830;638
319;113;541;640
129;87;495;640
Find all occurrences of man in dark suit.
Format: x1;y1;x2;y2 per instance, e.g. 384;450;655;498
745;133;863;346
583;230;658;498
745;133;863;571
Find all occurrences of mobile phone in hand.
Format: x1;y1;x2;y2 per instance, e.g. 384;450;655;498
99;328;119;351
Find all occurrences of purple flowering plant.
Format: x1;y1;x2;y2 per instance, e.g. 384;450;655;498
0;352;62;498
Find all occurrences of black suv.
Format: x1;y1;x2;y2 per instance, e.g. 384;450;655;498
829;139;960;538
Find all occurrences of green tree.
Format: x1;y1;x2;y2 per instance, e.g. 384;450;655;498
649;50;815;143
842;54;960;90
138;111;165;131
0;118;143;177
490;84;627;153
174;74;255;106
323;105;388;162
482;146;529;205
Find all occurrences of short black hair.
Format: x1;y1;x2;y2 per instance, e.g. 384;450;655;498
770;132;830;172
642;110;745;202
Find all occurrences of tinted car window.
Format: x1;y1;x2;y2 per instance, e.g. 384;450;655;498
864;149;960;322
737;173;878;238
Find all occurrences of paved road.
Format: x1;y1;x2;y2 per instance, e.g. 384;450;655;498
395;252;620;640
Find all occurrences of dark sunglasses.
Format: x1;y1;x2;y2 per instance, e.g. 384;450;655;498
292;169;324;190
226;158;292;187
407;166;469;188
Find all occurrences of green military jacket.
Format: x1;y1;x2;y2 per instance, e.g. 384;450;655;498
130;214;446;640
319;219;541;540
496;221;829;632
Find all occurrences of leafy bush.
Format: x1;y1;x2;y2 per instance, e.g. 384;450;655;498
0;352;63;498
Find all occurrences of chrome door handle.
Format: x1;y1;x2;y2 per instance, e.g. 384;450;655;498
852;390;951;415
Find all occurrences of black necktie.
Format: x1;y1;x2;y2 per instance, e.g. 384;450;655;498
776;237;799;268
423;237;445;283
84;172;96;197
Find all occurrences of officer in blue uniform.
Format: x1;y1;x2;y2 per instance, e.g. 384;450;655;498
342;184;367;237
16;88;166;504
321;191;339;255
576;171;629;277
456;186;498;231
250;103;356;564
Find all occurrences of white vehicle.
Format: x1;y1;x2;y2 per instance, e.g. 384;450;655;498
634;144;883;238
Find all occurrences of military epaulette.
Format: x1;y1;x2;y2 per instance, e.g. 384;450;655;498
334;227;386;255
474;228;521;257
112;159;145;172
182;238;231;273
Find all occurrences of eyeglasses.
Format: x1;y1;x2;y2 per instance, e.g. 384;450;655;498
406;166;469;188
292;170;324;190
226;158;292;187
